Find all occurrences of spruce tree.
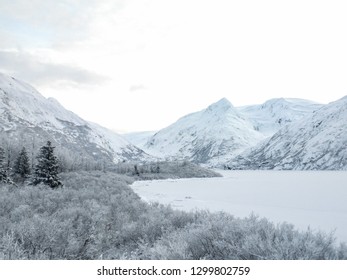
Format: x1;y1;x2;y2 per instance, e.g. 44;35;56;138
13;147;31;183
32;141;62;188
0;147;7;183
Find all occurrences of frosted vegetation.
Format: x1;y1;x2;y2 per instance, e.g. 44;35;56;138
0;171;346;260
0;121;346;260
112;161;221;180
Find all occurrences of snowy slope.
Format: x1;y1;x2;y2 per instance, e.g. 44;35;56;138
123;131;156;149
229;96;347;170
143;98;265;164
0;73;150;164
238;98;322;136
0;74;85;130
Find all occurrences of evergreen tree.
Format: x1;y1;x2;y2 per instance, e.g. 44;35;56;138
13;147;31;183
0;147;7;183
32;141;62;188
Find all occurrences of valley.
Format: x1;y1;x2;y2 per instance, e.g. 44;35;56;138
1;72;347;260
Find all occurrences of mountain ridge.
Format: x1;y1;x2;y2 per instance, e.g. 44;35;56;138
128;96;323;166
2;72;344;170
238;97;323;136
141;98;265;165
228;96;347;170
0;73;151;168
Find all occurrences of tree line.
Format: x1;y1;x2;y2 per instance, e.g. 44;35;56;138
0;141;62;188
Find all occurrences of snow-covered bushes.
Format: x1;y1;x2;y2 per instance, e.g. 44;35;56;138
0;171;346;260
113;161;221;180
142;212;342;260
0;172;194;259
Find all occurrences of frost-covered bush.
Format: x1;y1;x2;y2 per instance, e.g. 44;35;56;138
113;161;221;180
140;212;343;260
0;172;132;259
0;171;195;259
0;171;345;260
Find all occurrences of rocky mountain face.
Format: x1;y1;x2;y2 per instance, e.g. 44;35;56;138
141;98;265;165
228;96;347;170
0;73;150;169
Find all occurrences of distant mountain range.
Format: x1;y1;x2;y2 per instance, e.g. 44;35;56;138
0;73;151;168
2;72;345;170
126;97;344;169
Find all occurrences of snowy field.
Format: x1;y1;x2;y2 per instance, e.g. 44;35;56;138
131;170;347;243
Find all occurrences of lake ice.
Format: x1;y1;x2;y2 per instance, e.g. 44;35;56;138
131;170;347;243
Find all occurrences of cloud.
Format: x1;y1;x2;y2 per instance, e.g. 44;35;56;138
129;84;148;92
0;50;107;87
0;0;126;47
0;0;95;30
0;29;18;49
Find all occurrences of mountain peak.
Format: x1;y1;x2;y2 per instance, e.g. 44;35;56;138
217;97;231;104
143;96;264;164
0;72;42;99
214;97;232;106
0;72;151;165
206;97;234;113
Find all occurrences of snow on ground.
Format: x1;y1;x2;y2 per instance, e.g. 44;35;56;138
131;170;347;242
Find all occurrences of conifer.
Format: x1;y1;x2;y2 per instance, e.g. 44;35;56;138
32;141;62;188
13;147;31;182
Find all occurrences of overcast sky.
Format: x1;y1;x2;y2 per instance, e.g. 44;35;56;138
1;0;347;132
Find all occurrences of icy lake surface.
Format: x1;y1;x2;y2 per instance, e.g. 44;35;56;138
131;170;347;242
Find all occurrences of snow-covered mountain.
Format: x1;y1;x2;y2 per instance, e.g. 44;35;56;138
142;98;265;165
228;96;347;170
0;73;150;167
238;98;322;136
5;71;340;171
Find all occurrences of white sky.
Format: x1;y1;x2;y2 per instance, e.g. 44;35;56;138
1;0;347;132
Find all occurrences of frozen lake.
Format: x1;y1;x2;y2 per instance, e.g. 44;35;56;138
131;170;347;243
